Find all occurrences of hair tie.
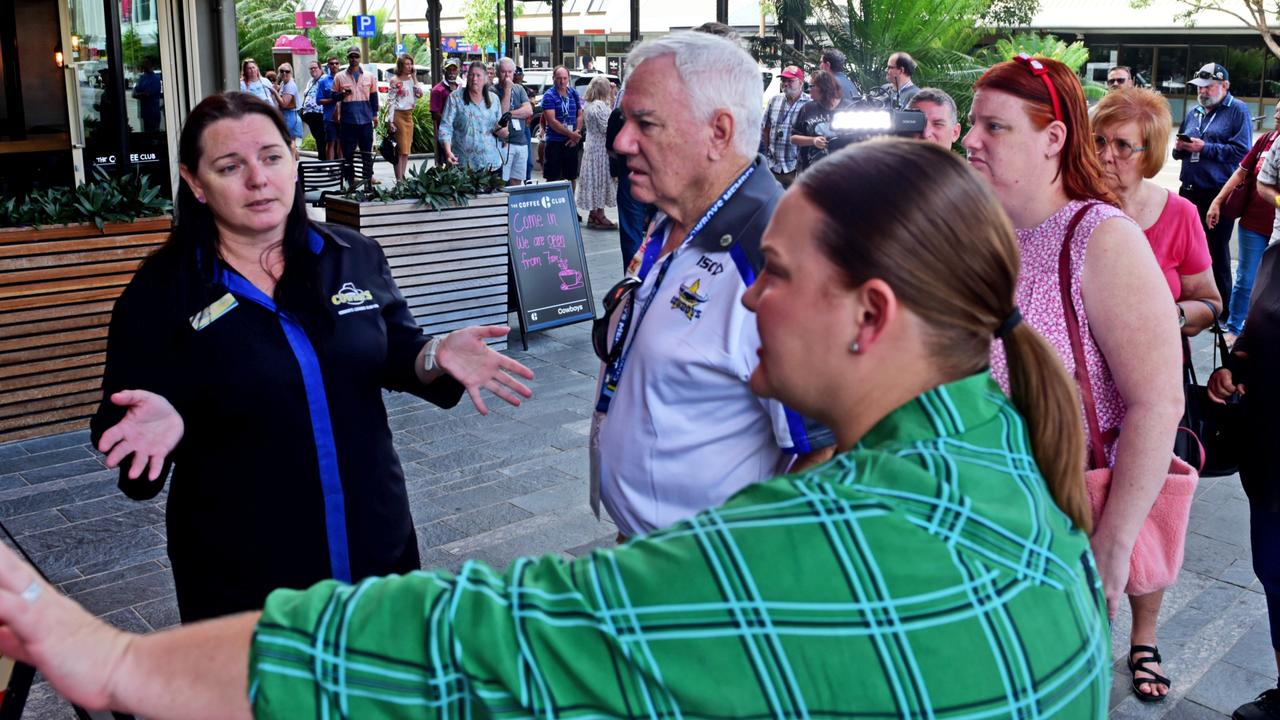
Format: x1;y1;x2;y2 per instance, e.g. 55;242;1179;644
995;307;1022;339
1013;53;1063;123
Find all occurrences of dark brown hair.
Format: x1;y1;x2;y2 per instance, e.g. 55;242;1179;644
974;57;1118;207
797;139;1091;532
809;69;841;104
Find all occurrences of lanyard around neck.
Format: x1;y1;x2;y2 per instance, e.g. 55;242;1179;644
595;162;756;413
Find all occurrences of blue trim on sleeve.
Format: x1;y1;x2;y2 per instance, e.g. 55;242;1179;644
783;407;812;455
729;243;756;286
216;262;353;583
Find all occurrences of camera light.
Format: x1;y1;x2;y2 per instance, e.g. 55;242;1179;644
831;111;893;132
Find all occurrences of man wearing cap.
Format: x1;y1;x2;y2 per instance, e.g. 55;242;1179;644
431;60;460;167
332;47;379;188
592;31;834;540
761;65;809;188
1174;62;1251;316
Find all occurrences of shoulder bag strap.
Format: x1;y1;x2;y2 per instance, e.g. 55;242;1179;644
1057;201;1110;471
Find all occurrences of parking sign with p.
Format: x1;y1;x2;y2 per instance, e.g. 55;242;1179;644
352;14;376;38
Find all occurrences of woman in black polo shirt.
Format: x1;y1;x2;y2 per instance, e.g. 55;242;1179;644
89;92;534;622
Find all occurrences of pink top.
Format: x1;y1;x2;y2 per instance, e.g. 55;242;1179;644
991;200;1132;463
1143;190;1212;301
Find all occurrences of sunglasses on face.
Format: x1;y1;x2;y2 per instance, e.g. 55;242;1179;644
1106;78;1127;86
1094;134;1147;159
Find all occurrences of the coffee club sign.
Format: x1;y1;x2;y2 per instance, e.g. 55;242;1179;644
91;150;162;167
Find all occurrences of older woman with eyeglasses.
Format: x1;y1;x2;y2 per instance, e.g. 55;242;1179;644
1093;88;1222;336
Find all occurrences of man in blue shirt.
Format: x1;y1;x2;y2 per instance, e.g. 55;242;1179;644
1174;62;1252;316
316;56;341;161
541;66;583;195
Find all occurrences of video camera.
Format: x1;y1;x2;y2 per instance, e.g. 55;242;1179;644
826;107;927;153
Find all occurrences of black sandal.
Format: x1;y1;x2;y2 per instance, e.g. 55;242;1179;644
1128;645;1171;703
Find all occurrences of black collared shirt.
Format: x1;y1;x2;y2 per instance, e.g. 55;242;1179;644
90;222;464;621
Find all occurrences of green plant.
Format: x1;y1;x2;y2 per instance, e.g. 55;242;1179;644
412;101;436;155
0;169;172;230
300;135;317;152
341;162;502;209
975;33;1105;99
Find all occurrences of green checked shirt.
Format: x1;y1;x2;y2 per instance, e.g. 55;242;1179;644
248;372;1109;718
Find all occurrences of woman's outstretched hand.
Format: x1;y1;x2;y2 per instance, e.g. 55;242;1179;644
0;541;129;712
96;390;184;481
436;326;535;415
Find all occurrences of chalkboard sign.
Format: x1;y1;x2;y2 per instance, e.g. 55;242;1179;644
504;181;595;348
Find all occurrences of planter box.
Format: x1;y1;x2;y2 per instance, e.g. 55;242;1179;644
324;194;510;350
0;217;171;444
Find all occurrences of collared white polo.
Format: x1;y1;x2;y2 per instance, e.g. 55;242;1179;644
593;218;813;537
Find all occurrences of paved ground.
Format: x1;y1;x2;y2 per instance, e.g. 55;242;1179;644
5;151;1275;717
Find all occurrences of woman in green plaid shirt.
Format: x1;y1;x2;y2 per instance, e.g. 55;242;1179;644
0;141;1109;719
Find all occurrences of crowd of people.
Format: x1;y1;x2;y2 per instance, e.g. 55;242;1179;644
0;25;1278;720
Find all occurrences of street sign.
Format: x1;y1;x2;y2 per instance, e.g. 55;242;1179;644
395;42;405;56
295;11;317;28
352;14;377;38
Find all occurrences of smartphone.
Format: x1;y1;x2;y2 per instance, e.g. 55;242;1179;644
1177;133;1192;142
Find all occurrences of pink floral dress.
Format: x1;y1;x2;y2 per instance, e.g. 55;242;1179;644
991;199;1134;464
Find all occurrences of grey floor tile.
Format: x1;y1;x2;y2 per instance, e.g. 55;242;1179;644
134;594;181;631
58;493;160;523
442;502;534;536
2;508;67;537
59;559;165;596
1185;657;1274;715
0;446;92;476
17;429;91;455
71;567;175;616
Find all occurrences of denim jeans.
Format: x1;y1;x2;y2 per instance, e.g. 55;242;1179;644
1227;227;1271;334
616;171;653;268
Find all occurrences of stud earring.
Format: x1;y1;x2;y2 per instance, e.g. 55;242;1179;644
196;195;206;204
849;340;860;354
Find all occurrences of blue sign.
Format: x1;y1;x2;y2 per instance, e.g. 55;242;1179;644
395;42;405;56
352;14;376;38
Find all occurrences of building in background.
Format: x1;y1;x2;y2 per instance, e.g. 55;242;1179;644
2;0;238;198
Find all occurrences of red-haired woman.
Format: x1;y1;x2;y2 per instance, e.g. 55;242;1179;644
966;56;1185;702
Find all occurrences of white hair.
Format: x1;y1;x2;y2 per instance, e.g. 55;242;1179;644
497;57;516;72
626;31;762;158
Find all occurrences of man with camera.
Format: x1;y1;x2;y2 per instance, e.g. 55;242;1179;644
1174;62;1251;316
906;87;960;149
592;31;833;539
762;65;809;187
332;47;379;188
496;58;533;186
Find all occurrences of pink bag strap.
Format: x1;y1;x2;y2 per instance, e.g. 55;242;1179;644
1057;202;1112;471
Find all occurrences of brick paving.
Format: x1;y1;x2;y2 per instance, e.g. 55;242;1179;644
5;152;1276;717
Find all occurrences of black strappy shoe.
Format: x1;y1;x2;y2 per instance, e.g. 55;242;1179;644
1128;645;1171;703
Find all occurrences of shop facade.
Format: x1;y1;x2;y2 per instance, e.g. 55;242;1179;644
3;0;238;198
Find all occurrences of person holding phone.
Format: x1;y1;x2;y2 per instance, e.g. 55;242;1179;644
1173;63;1252;319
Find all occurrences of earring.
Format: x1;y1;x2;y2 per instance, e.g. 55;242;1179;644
196;195;206;204
848;340;860;354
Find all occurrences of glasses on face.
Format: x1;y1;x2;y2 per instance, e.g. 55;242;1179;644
1094;134;1147;159
1106;77;1127;86
592;277;643;364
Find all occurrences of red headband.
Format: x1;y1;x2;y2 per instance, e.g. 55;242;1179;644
1014;53;1063;123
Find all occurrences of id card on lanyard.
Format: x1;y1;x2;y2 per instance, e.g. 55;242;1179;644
594;163;757;414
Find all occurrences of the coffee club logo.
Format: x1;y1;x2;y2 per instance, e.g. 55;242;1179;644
331;282;373;306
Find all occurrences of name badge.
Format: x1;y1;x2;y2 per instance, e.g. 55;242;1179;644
190;293;239;331
1190;152;1201;163
510;117;523;132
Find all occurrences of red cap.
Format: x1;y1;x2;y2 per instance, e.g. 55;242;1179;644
780;65;804;80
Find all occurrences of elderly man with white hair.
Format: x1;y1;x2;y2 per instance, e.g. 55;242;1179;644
591;30;833;538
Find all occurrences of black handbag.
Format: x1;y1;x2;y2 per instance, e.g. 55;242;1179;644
379;135;398;166
1177;316;1242;477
